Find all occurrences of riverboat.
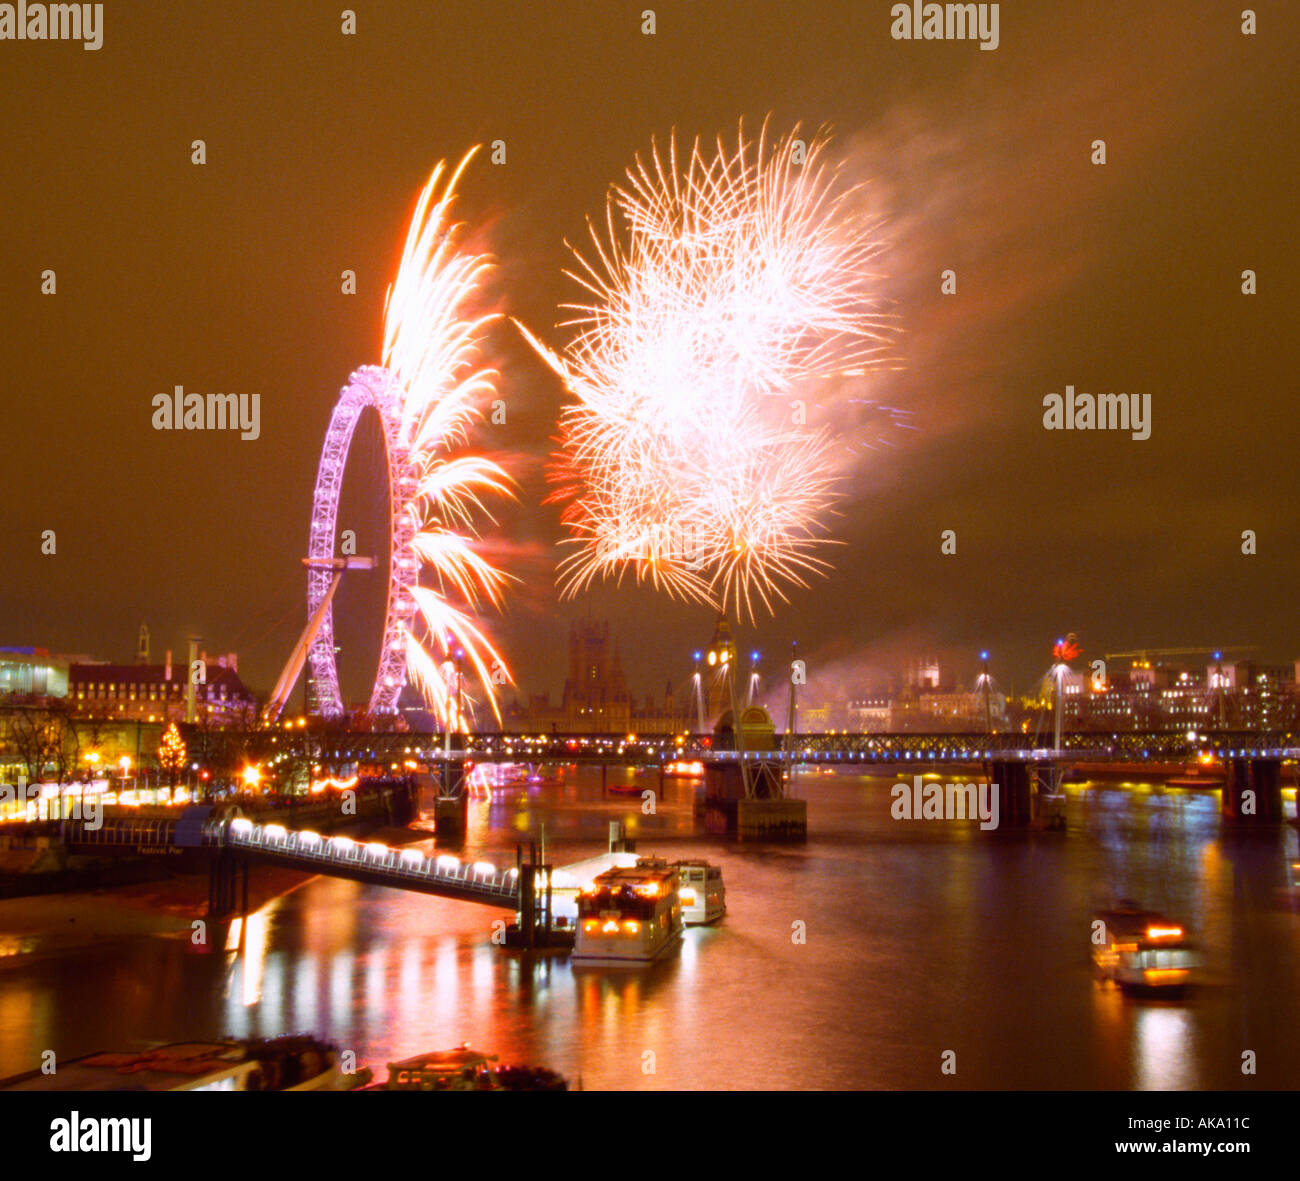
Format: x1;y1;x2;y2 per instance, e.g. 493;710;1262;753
572;862;683;963
1092;902;1198;996
633;855;725;925
663;760;705;778
673;859;726;924
0;1035;352;1091
377;1045;567;1091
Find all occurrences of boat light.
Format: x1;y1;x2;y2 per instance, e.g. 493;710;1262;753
634;883;660;898
602;919;619;933
623;920;640;935
1146;925;1183;940
680;888;697;905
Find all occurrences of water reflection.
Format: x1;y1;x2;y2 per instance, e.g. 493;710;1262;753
1;772;1298;1088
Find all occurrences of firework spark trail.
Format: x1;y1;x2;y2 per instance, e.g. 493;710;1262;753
523;122;894;619
381;150;514;725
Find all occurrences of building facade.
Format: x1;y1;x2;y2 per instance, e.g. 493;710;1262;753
69;651;256;725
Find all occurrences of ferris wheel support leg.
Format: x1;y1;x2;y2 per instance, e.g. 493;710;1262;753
264;569;346;722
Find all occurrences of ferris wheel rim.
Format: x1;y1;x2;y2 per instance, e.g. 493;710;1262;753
305;365;417;719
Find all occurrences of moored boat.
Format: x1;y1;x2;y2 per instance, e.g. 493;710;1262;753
377;1045;567;1091
672;858;726;924
634;855;725;925
573;861;683;963
0;1035;353;1091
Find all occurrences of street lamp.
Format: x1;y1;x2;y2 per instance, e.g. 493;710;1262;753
979;651;993;734
691;652;704;734
455;648;465;738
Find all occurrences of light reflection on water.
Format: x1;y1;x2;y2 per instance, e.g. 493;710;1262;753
1;770;1298;1089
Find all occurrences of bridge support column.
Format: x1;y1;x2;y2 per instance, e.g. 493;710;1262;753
208;850;247;918
1222;758;1283;822
518;846;536;950
434;793;467;839
503;842;562;950
704;760;806;840
434;761;469;839
989;761;1033;828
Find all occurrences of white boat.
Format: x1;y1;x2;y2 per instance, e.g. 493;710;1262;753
573;862;683;963
1092;902;1198;995
673;859;726;925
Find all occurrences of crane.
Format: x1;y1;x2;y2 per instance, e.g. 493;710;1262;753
1101;646;1260;729
1102;646;1259;665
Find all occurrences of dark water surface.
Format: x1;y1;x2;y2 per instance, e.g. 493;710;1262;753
2;769;1298;1090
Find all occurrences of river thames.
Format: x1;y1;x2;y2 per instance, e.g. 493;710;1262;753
2;770;1298;1090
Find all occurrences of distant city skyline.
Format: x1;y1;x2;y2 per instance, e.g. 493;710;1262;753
6;620;1294;727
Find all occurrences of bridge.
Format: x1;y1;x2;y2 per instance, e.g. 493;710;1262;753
60;812;520;914
319;728;1295;830
288;729;1300;766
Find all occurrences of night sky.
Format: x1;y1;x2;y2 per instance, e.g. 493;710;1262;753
2;1;1296;709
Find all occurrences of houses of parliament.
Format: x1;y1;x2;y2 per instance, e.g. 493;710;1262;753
510;618;680;734
505;614;744;735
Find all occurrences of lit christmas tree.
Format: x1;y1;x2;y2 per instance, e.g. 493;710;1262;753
158;723;187;791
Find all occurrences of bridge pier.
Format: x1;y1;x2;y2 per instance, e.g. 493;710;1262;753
1221;758;1283;823
703;760;806;840
433;761;469;839
434;794;467;839
989;761;1033;828
504;842;560;950
207;850;248;919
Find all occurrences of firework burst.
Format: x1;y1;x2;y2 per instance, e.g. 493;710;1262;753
523;122;894;619
383;150;513;725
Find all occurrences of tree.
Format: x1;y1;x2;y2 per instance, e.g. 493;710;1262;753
1;698;76;784
158;723;187;791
